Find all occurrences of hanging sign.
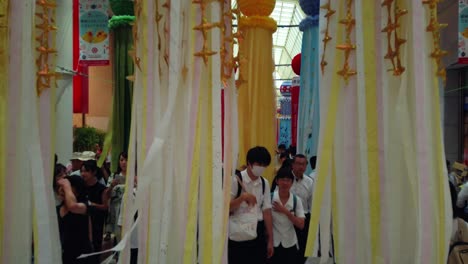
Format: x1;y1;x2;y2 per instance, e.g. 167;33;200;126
290;76;300;147
79;0;110;65
459;0;468;63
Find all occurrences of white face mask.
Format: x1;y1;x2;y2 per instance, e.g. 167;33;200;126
251;165;265;177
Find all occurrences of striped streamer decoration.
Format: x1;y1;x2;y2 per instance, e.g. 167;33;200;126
0;0;8;259
307;0;451;263
1;0;61;263
117;1;232;263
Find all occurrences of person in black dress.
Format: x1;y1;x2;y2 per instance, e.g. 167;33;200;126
57;176;96;264
81;160;109;254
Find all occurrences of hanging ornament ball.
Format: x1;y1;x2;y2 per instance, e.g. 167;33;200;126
291;53;301;75
238;0;275;17
299;0;320;16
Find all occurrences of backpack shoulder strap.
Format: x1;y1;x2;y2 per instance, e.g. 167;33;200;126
261;177;265;194
235;170;242;199
293;194;297;212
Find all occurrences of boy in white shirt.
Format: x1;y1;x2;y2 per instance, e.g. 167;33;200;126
271;167;305;264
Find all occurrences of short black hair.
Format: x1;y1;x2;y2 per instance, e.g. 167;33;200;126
81;160;104;180
278;144;286;150
310;156;317;170
246;146;271;166
275;167;294;181
293;154;308;163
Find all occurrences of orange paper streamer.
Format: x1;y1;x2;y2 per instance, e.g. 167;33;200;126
320;2;336;74
193;0;219;65
35;0;57;96
422;0;447;82
381;0;407;76
336;0;356;82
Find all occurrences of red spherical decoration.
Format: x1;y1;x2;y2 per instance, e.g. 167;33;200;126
291;53;301;75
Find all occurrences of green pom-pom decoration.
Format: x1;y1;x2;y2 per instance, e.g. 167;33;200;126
110;0;134;16
109;15;135;29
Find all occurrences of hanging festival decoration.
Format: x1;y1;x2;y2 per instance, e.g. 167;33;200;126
423;0;448;82
221;0;235;84
336;0;356;82
291;53;302;75
382;0;407;76
35;0;58;96
193;0;220;65
126;0;141;82
232;5;247;88
320;2;335;74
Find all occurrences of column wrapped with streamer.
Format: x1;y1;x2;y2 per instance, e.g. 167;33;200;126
297;0;320;175
237;0;277;182
306;0;452;263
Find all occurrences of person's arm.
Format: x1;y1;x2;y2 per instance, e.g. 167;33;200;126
263;209;274;258
457;184;468;208
262;182;274;258
272;201;305;229
230;193;257;212
90;187;109;211
58;179;87;215
229;176;257;212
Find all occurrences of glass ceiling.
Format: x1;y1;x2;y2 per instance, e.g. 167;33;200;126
231;0;305;89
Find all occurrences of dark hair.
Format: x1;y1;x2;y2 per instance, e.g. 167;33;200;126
81;160;104;180
64;176;87;202
275;167;294;181
246;146;271;166
288;146;297;156
279;152;289;160
310;156;317;170
293;154;308;163
53;163;67;193
450;182;463;219
116;151;128;174
278;144;286;150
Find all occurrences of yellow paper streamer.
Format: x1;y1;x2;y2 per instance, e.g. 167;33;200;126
199;63;214;264
0;0;8;259
432;71;448;264
305;0;344;253
362;0;381;261
331;148;339;261
183;89;202;264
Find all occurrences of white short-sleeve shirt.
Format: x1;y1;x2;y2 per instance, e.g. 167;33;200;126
457;182;468;208
271;191;305;249
231;169;272;221
118;189;138;249
290;172;314;213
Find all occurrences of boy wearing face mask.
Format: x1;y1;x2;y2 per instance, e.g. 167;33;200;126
229;146;274;264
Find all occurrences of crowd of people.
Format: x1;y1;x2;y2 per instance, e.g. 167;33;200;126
53;145;328;264
228;146;333;264
53;151;136;264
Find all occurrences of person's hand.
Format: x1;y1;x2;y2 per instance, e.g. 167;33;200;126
111;179;119;188
272;201;289;215
267;240;274;258
57;178;71;189
240;192;257;206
